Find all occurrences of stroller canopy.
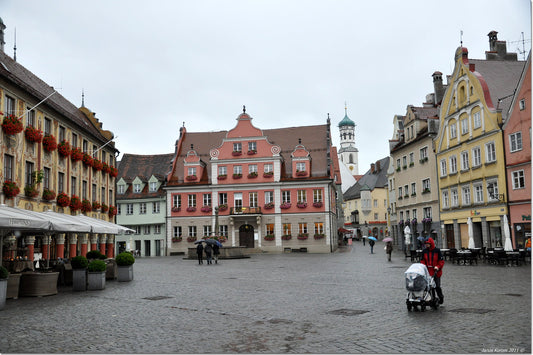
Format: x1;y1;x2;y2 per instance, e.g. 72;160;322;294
405;263;431;292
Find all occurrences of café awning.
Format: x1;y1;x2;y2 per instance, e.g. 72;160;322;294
72;214;134;235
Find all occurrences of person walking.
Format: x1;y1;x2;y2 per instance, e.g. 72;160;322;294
196;242;204;265
420;237;445;304
385;241;393;261
212;243;220;264
362;236;366;246
204;243;213;265
369;238;375;254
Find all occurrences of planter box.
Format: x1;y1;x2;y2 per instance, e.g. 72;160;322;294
87;271;106;290
106;259;118;280
117;265;134;282
72;269;87;291
7;273;21;299
0;279;6;310
19;272;58;297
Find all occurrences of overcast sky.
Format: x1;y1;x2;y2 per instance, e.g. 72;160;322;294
2;0;531;172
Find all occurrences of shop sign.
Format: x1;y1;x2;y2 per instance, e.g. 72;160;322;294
522;215;531;221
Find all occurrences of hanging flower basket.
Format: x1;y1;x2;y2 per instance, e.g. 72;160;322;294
24;126;43;143
313;201;323;208
108;205;117;216
70;195;82;211
232;173;242;179
218;204;228;211
92;159;103;171
102;162;111;174
217;175;227;180
172;236;183;243
264;202;274;210
71;147;83;162
296;202;307;208
314;233;325;240
263;172;273;178
24;185;39;198
187;236;197;242
92;201;101;211
297;233;309;240
42;188;56;201
422;217;432;224
2;180;20;199
247;150;257;155
186;206;197;212
1;114;23;135
200;206;212;213
232;151;242;156
171;206;181;212
42;135;58;152
411;218;417;225
280;202;291;209
81;199;92;213
296;170;307;176
57;140;71;157
398;220;404;226
247;172;258;178
109;166;118;177
264;235;275;241
281;235;292;240
186;175;197;181
101;203;109;213
82;153;93;167
56;192;70;207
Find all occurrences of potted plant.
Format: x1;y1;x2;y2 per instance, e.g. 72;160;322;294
313;201;323;208
92;159;103;171
82;153;93;167
296;201;307;208
297;233;309;240
81;199;92;213
70;195;82;211
281;234;292;240
1;114;23;135
2;180;20;199
109;166;118;177
186;175;197;181
263;171;274;178
186;206;197;212
115;252;135;282
70;147;83;162
86;250;106;260
56;192;70;207
71;255;88;291
57;140;71;157
87;259;107;290
218;204;228;211
187;236;197;242
108;205;117;217
42;135;57;152
296;170;307;176
217;174;227;180
24;125;43;143
247;149;257;155
232;150;242;156
232;173;242;179
42;188;56;201
314;233;325;240
101;203;109;213
171;206;181;212
200;206;212;213
172;236;182;242
247;172;258;178
0;265;8;310
264;234;275;241
280;202;291;209
92;201;101;211
24;184;39;198
264;202;274;210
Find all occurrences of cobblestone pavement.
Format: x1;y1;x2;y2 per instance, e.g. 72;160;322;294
0;242;530;354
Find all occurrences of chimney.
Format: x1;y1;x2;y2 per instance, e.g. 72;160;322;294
0;18;5;52
488;30;498;51
371;163;375;173
376;161;381;172
432;71;445;105
486;30;518;61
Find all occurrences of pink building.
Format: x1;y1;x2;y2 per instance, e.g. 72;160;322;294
504;53;531;248
165;108;342;254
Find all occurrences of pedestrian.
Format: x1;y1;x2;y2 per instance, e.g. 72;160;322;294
362;236;366;246
196;242;204;265
385;241;393;261
369;238;375;254
420;237;445;304
212;243;220;264
204;243;213;265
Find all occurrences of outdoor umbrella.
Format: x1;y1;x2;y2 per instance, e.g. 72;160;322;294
383;237;393;243
204;239;223;247
503;215;513;251
193;240;204;244
467;217;475;249
368;236;377;241
404;225;411;247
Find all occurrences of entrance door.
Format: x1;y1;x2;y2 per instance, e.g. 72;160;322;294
239;224;255;248
144;240;151;257
446;224;455;248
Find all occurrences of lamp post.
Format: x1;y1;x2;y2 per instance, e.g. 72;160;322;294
487;183;505;201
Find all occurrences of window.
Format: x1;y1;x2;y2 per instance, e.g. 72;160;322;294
219;225;228;237
442;190;449;208
422;178;430;192
462;185;471;205
509;132;523;152
449;122;457;138
423;207;432;219
139;203;146;214
188;194;196;207
134;226;141;235
396;159;401;169
249;192;258;207
4;154;13;180
218;166;227;176
298;223;308;234
233;165;242;175
71;176;77;195
512;170;525;189
402;156;407;167
233;142;242;152
118;184;125;194
203;225;211;237
173;226;182;238
82;140;88;154
485;142;496;163
398;186;403;197
519;99;526;111
117;204;121;215
203;193;211;206
219;193;227;205
282;190;291;203
248;141;256;152
296;162;306;172
411;183;416;195
92;183;96;201
266;224;274;236
264;164;273;173
412;209;417;219
188;167;196;177
72;133;78;148
461;118;469;135
44;118;52;136
58;172;64;193
82;180;88;199
420;147;428;160
59;126;66;142
154;225;161;234
265;191;273;204
451;188;458;207
374;213;378;220
101;187;106;204
150;182;157;192
144;225;150;235
134;183;141;193
283;223;292;235
26;109;35;127
188;226;197;237
43;167;50;189
409;153;414;165
460;151;469;171
126;203;133;215
25;161;34;186
440;159;447;177
314;222;324;235
487;181;500;201
248;164;258;174
373;199;378;207
173;194;181;208
152;202;160;213
404;185;409;196
5;95;15;115
472;147;481;167
297;190;306;203
474;183;484;203
473;111;481;129
449;156;457;174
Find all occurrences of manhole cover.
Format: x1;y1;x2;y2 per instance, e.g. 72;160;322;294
504;293;522;297
327;309;369;316
143;296;172;301
449;308;495;314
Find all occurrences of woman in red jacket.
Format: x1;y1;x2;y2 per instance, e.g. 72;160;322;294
420;237;445;304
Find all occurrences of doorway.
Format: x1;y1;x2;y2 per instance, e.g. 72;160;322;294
445;224;455;248
239;224;255;248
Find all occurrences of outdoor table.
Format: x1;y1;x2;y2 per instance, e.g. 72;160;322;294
505;251;522;266
456;250;476;265
441;249;450;260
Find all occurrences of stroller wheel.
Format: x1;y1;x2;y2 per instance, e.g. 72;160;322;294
420;302;426;312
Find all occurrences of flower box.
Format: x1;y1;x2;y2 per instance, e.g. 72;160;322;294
24;185;39;198
42;188;56;201
92;159;103;171
218;204;228;211
422;218;432;224
280;202;291;209
109;166;118;178
102;162;111;174
281;235;292;240
2;114;23;135
296;202;307;208
232;174;242;179
56;192;70;207
297;233;309;240
411;218;418;225
70;195;82;211
186;175;197;181
108;205;117;217
313;201;323;208
232;151;242;156
314;233;325;239
295;170;307;176
186;236;197;243
186;207;197;212
247;172;258;178
200;206;212;213
263;172;273;178
171;206;181;212
422;188;431;194
24;126;43;143
58;140;71;157
217;175;227;180
101;203;109;213
247;150;257;155
264;235;275;241
92;201;101;211
70;147;83;162
264;202;274;210
82;153;93;167
42;135;57;152
3;180;20;199
81;199;92;213
172;237;183;243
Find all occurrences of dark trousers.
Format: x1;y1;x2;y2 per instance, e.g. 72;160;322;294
197;254;203;264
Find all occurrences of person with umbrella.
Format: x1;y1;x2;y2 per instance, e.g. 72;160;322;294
204;242;213;265
383;237;393;261
368;236;377;254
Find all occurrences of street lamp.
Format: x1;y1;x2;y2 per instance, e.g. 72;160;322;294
487;183;505;201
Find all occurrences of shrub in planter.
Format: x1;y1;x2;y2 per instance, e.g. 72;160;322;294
200;206;212;213
87;259;107;272
0;265;8;310
281;234;292;240
297;233;309;240
264;235;275;241
263;171;274;178
87;260;107;290
108;205;117;217
116;252;135;282
172;236;182;242
71;255;88;269
71;255;88;291
115;252;135;266
264;202;274;209
312;201;323;208
314;233;325;240
0;266;8;280
171;206;181;212
280;202;291;209
218;204;228;211
187;236;197;242
86;250;106;260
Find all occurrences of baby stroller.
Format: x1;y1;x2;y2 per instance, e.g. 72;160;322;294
405;263;440;311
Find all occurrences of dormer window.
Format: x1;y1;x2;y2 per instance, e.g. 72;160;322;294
296;162;306;172
233;142;242;153
134;183;141;193
150;182;157;192
118;185;125;194
188;167;196;176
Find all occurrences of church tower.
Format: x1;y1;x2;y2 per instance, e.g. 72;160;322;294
337;104;359;175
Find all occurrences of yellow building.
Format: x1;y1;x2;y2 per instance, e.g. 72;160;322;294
434;32;525;249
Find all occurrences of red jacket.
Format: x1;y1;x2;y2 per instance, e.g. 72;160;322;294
420;237;445;278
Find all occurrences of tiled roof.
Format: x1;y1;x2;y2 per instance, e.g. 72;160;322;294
343;156;390;200
118;153;174;181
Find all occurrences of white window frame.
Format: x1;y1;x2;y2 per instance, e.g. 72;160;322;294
442;190;449;209
450;122;457;138
152;201;160;214
420;146;428;160
139;203;146;214
474;183;484;204
149;182;157;192
282;190;291;203
203;193;211;207
461;118;469;135
440;159;447;177
233;165;242;175
188;226;197;237
296;162;306;172
509;132;523;152
313;189;323;203
265;191;273;204
218;166;227;176
249;192;258;207
460;151;469;171
473;111;481;129
485;142;496;163
451;188;459;207
173;194;181;208
472;147;481;167
462;185;471;206
512;170;525;189
188;194;196;208
264;164;273;173
126;203;133;215
134;183;141;193
449;155;457;174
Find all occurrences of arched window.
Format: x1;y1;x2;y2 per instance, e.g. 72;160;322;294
349;154;354;163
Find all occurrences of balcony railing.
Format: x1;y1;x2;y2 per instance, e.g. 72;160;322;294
230;206;262;215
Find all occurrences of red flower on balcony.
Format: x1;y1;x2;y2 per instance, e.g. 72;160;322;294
296;202;307;208
24;126;43;143
92;159;103;171
233;173;242;179
42;188;56;201
108;205;117;216
186;175;197;181
69;195;82;211
297;233;309;240
109;166;118;177
186;206;197;212
247;150;257;155
70;147;83;162
264;202;274;209
295;170;307;177
263;172;273;178
280;202;291;209
200;206;212;213
92;201;101;211
24;185;39;198
82;153;93;167
42;135;58;152
3;180;20;199
101;203;109;213
56;192;70;207
171;206;181;212
1;114;23;135
313;201;323;208
247;172;258;178
58;140;72;157
81;199;92;213
102;162;111;174
217;175;227;180
218;204;228;211
232;151;242;156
